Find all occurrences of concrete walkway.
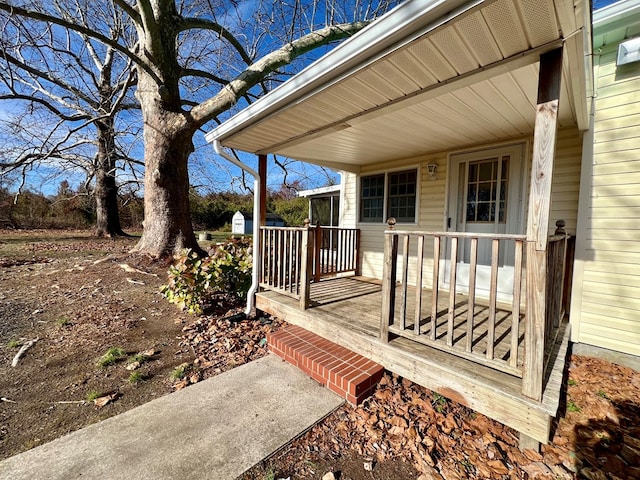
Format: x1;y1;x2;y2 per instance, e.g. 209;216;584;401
0;354;343;480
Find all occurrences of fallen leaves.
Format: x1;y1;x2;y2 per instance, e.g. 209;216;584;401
93;392;119;408
178;308;283;389
237;352;640;480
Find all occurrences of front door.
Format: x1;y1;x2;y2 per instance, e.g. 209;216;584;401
445;144;526;302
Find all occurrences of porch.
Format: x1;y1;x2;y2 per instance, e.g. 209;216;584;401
206;0;590;450
256;277;569;446
256;222;573;446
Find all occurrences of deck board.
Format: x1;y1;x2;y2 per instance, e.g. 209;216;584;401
256;276;570;444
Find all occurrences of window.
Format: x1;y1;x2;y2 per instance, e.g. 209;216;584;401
359;169;417;223
388;170;416;222
465;157;508;223
360;174;384;222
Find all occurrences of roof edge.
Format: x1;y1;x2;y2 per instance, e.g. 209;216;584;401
205;0;480;146
593;0;640;31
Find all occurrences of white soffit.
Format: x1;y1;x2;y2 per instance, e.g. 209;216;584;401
208;0;589;169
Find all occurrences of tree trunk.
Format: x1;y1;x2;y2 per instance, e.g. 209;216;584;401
131;109;202;257
130;2;203;258
94;120;127;237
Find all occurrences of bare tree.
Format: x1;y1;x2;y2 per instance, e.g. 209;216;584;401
0;0;396;256
0;0;140;236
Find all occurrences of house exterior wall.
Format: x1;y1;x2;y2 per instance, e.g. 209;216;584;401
570;42;640;356
342;131;582;284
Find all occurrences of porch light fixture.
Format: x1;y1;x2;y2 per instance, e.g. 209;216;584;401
617;37;640;66
426;162;438;181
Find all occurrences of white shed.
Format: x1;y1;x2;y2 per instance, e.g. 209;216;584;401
232;211;285;235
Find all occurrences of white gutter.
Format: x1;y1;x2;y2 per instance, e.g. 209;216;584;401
212;140;260;316
593;0;640;28
204;0;483;146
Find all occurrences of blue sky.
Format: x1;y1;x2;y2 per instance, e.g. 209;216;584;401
0;0;624;197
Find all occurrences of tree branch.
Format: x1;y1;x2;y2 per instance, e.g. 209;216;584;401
0;2;154;81
189;21;369;126
112;0;141;25
180;68;229;86
1;50;98;109
0;94;90;121
179;17;253;66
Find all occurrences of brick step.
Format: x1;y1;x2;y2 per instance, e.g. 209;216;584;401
267;325;384;405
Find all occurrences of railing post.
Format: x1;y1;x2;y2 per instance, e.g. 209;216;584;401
355;229;362;276
380;218;398;342
299;222;312;310
314;220;322;282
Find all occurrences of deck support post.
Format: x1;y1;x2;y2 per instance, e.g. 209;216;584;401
522;47;563;401
519;432;540;452
380;218;398;342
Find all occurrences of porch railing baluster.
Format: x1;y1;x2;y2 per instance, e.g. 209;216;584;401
380;229;529;377
400;234;410;330
486;238;499;361
431;236;440;341
510;239;524;368
414;235;425;336
466;237;478;353
447;237;458;347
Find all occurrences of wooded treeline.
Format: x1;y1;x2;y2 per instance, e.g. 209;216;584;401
0;182;308;231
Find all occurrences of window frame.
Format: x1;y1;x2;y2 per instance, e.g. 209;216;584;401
358;166;420;225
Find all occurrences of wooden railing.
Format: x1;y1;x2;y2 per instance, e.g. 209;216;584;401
259;223;360;309
380;220;527;376
544;221;570;355
309;223;361;281
260;226;312;309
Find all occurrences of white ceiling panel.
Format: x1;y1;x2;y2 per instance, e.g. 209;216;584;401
211;0;590;168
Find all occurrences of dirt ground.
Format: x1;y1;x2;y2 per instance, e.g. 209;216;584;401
0;230;198;459
1;229;639;480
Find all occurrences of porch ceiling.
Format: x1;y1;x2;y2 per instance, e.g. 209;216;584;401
207;0;591;171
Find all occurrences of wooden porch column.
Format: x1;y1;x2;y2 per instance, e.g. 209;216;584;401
258;154;267;226
522;47;563;402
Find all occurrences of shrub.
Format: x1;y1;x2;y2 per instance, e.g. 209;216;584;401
161;236;252;314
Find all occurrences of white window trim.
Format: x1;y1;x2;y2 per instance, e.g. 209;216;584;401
357;165;421;226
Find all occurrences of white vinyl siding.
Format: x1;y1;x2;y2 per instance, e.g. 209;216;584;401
571;43;640;356
549;128;583;235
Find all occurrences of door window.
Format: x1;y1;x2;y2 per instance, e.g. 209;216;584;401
465;157;509;224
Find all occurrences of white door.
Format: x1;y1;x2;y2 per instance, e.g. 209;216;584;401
444;144;526;302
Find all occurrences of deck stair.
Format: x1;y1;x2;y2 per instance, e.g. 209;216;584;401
267;325;384;405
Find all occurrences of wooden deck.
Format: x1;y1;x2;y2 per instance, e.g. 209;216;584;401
257;276;570;444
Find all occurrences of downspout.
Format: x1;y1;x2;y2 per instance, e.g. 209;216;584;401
212;140;260;316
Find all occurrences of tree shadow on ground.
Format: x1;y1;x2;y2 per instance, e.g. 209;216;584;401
574;400;640;479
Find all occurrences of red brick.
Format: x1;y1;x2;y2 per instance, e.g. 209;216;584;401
284;354;298;367
311;371;326;386
327;381;346;398
369;367;384;382
349;372;371;396
345;393;358;405
340;368;361;391
269;346;284;358
313;353;332;370
330;363;353;386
